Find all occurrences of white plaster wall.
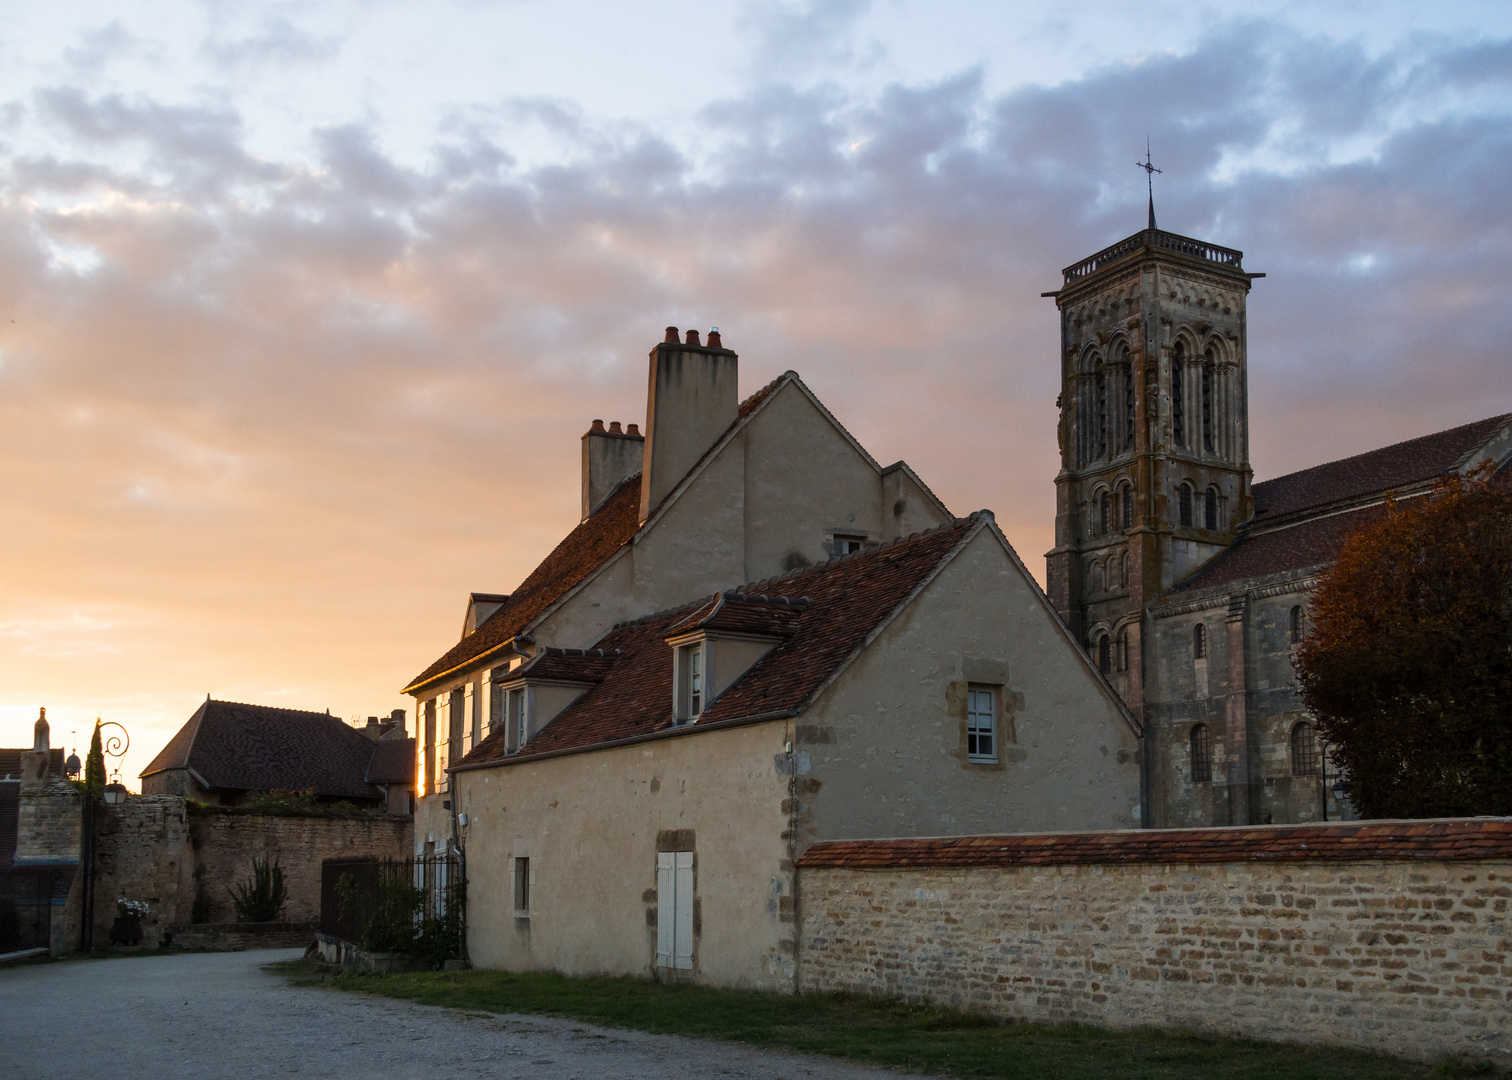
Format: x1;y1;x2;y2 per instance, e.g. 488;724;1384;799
454;719;797;990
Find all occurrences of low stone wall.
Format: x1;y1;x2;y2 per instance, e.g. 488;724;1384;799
167;921;317;951
797;820;1512;1063
91;796;192;949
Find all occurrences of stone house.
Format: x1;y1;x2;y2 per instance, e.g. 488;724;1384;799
404;327;953;857
2;723;70;953
448;511;1139;987
140;698;414;815
1043;219;1512;827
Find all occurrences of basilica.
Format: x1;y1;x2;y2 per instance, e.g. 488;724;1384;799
1043;218;1512;828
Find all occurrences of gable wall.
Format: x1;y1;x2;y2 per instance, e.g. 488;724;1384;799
799;528;1141;847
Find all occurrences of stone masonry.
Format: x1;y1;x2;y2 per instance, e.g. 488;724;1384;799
797;822;1512;1063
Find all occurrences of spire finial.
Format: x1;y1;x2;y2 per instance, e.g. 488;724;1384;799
1137;138;1162;230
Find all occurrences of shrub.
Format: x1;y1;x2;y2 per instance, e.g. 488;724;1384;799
229;855;288;922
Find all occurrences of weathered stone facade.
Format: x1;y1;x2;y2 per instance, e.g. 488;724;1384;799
798;824;1512;1063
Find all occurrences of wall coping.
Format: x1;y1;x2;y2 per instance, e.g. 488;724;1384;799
795;818;1512;869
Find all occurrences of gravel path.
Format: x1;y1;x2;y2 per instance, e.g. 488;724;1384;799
0;949;928;1079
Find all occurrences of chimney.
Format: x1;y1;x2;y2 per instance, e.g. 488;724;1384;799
582;417;645;520
640;328;737;520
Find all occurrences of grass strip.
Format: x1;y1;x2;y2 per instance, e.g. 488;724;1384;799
270;960;1498;1079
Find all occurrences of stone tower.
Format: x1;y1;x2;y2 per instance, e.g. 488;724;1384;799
1045;224;1258;731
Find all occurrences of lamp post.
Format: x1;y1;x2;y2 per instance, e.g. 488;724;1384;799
1319;738;1347;822
98;722;130;801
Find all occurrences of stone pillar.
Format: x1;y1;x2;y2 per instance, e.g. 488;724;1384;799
1224;595;1252;825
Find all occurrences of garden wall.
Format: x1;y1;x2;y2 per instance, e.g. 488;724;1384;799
796;820;1512;1063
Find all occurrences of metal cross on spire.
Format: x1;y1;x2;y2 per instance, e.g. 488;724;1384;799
1137;139;1162;230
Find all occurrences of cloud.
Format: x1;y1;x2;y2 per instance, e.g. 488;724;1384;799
2;19;1510;782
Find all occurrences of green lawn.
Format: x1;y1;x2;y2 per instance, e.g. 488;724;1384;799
269;961;1497;1080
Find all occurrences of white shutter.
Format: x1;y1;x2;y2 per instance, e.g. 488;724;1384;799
462;684;476;755
656;852;675;967
674;853;695;970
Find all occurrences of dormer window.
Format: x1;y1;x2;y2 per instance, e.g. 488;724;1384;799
682;643;704;719
506;686;528;752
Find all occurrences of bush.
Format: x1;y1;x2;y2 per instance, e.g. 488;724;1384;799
229;855;288;922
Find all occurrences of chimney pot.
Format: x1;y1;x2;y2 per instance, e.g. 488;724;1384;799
626;423;641;437
664;326;679;343
707;329;722;349
608;421;622;434
590;419;606;433
685;329;701;346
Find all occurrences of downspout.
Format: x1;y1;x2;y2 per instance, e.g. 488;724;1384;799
448;767;469;969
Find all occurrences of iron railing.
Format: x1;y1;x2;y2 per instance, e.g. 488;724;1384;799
1062;228;1244;284
320;853;464;965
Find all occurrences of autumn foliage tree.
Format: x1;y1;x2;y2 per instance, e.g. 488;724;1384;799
1295;466;1512;819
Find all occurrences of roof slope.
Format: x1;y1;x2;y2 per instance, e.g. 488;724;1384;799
1253;414;1510;521
366;738;417;785
139;699;383;799
1180;504;1384;591
459;517;981;767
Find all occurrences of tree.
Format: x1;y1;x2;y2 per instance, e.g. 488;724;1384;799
1295;466;1512;819
84;720;106;801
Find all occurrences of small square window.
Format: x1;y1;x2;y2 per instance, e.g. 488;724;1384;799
513;856;530;917
967;687;997;763
832;533;866;556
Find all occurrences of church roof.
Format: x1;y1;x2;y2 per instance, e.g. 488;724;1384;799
1180;413;1512;592
455;515;983;769
139;699;385;800
402;372;820;695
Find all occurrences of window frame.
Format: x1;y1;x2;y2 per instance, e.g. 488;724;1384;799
1178;482;1193;528
965;685;998;764
512;856;531;918
1190;723;1213;783
1289;604;1304;645
1290;721;1320;776
656;851;696;971
1193;622;1207;660
1204;486;1219;531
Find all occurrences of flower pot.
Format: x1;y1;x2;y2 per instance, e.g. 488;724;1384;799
111;914;143;945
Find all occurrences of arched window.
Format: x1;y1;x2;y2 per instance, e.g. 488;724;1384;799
1099;489;1111;535
1289;605;1304;644
1179;483;1193;527
1172;343;1186;447
1204;486;1219;531
1117;628;1130;672
1193;622;1207;659
1090;560;1104;593
1202;351;1215;452
1123;358;1136;451
1119;482;1133;530
1190;723;1213;783
1097;633;1111;675
1291;721;1320;776
1119;550;1129;588
1096;362;1108;459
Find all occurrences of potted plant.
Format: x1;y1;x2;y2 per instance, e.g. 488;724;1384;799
111;898;148;945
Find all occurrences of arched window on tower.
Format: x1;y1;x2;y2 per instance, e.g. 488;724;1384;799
1289;605;1304;644
1117;627;1130;672
1097;633;1111;675
1119;481;1133;530
1099;489;1111;535
1172;343;1186;447
1202;350;1216;452
1119;550;1129;589
1123;352;1136;451
1095;361;1108;459
1291;721;1320;776
1190;723;1213;783
1193;622;1207;659
1204;486;1219;530
1179;482;1193;527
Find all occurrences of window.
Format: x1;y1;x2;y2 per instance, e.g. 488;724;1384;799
1289;605;1304;644
421;698;436;796
1098;490;1110;535
676;643;704;721
1204;486;1219;531
966;687;996;762
488;682;503;734
1172;344;1185;447
1096;363;1108;459
1190;724;1213;783
656;851;695;970
832;534;866;556
1178;483;1193;527
1193;622;1207;659
1097;633;1111;675
1291;722;1320;776
1119;482;1133;530
1117;628;1130;673
513;857;531;916
1123;358;1135;451
1119;550;1129;589
1202;352;1215;452
506;687;527;752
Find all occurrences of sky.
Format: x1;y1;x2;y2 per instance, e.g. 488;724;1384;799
2;1;1510;786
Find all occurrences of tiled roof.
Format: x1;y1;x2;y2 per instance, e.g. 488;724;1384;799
365;738;416;785
497;647;620;685
0;748;65;780
795;819;1512;869
139;699;384;800
662;593;809;639
1252;414;1510;521
1178;504;1383;591
403;474;644;692
458;516;982;767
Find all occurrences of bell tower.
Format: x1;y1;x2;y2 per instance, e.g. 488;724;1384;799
1044;219;1258;726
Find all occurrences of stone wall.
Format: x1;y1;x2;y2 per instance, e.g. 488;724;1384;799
797;821;1512;1063
90;796;192;949
188;808;412;924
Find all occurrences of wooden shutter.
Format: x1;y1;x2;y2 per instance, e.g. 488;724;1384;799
656;852;675;967
674;852;694;970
